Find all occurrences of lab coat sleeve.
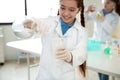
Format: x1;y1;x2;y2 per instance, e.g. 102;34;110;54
34;16;57;36
100;16;119;35
85;11;97;22
71;30;88;68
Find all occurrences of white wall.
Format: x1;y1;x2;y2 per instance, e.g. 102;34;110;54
0;25;17;61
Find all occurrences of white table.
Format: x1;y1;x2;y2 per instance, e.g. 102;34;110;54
6;38;42;80
7;38;120;80
87;51;120;80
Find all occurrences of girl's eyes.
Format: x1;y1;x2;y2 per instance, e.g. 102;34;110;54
60;7;76;12
69;9;75;12
60;7;65;10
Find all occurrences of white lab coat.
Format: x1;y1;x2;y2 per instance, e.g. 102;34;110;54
36;16;88;80
86;10;119;42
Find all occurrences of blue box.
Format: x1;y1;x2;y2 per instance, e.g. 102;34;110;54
87;39;102;51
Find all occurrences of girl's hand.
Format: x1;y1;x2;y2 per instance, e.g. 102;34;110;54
87;5;96;12
96;12;104;22
23;18;49;35
23;19;36;29
55;48;72;63
35;20;50;35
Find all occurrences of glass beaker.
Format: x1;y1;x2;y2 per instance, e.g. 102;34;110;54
104;41;112;54
51;36;65;61
12;16;34;39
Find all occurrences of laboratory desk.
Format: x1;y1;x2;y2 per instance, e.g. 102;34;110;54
7;38;42;80
7;38;120;80
87;51;120;80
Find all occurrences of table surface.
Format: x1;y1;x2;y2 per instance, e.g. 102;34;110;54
7;38;42;54
6;38;120;78
87;51;120;78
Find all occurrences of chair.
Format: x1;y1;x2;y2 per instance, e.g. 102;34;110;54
17;51;37;64
16;38;37;64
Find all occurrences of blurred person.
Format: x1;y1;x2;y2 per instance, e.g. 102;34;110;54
86;0;120;80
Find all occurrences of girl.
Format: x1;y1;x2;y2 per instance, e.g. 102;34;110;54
86;0;120;80
86;0;120;42
24;0;87;80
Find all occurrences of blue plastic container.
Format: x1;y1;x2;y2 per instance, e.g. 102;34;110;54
87;39;102;51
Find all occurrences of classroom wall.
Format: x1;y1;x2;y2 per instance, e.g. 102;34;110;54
0;25;17;61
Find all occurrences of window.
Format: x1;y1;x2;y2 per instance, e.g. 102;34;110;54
102;0;105;4
27;0;59;18
0;0;59;23
0;0;25;23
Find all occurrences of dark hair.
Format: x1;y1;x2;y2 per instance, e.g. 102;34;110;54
111;0;120;16
79;61;86;77
59;0;86;77
76;0;85;27
58;0;85;27
75;0;86;77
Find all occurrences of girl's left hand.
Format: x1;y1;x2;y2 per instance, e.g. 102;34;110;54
55;48;72;63
96;12;104;22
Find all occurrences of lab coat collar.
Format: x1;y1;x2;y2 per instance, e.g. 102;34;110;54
54;16;63;37
54;16;83;37
72;19;83;30
112;10;119;16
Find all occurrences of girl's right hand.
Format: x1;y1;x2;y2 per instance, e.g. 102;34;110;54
23;18;50;36
96;12;104;22
87;5;96;12
23;19;36;29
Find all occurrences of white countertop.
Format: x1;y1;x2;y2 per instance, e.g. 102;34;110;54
7;38;42;54
6;38;120;78
87;51;120;78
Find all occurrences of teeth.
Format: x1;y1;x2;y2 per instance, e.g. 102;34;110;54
64;17;69;20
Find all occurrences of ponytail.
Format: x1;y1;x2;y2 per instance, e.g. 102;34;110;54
76;0;85;27
112;0;120;16
80;3;85;27
57;10;59;15
115;0;120;16
77;0;86;77
79;61;86;77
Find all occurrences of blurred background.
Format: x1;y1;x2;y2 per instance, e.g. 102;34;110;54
0;0;120;80
0;0;119;61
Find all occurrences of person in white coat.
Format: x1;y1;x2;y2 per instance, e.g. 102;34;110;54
24;0;88;80
86;0;120;80
86;0;120;42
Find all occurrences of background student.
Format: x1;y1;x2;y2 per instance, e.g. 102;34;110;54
86;0;120;80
